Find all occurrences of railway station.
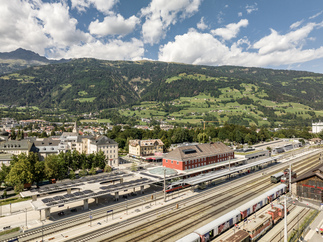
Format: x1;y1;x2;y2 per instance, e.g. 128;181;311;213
20;172;159;219
17;147;312;222
1;148;320;242
19;154;279;219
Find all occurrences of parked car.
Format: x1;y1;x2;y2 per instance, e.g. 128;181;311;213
70;208;77;212
58;211;65;216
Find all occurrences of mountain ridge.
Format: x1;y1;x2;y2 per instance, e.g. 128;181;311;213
0;48;71;74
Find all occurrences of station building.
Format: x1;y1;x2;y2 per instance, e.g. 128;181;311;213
162;142;234;171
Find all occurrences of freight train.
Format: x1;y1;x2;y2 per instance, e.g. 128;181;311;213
176;184;287;242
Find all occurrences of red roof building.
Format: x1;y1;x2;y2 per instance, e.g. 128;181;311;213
163;142;234;171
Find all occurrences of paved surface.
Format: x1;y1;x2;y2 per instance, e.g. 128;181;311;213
304;208;323;241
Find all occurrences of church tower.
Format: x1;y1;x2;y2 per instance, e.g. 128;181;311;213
73;121;77;133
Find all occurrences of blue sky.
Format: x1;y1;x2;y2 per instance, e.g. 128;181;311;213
1;0;323;73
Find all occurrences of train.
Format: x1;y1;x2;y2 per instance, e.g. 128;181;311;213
176;184;287;242
225;203;286;241
165;181;190;193
270;169;296;184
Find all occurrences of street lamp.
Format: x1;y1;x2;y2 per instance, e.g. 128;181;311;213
284;196;287;242
125;199;128;215
41;220;44;242
25;208;27;228
89;209;92;227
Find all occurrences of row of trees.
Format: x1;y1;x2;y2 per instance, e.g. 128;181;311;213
106;123;314;151
0;150;111;192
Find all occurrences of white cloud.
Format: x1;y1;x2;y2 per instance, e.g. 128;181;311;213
141;0;201;45
197;17;208;30
70;0;118;14
217;11;224;24
0;0;144;61
159;23;323;68
89;14;140;37
290;20;303;29
246;3;258;14
211;19;248;40
253;23;316;55
37;2;90;47
309;10;323;20
56;38;144;60
238;12;242;17
159;30;230;65
0;0;48;54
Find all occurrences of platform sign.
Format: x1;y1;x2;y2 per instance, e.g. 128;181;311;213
107;210;113;213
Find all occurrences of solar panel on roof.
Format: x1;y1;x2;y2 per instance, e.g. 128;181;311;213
83;190;93;194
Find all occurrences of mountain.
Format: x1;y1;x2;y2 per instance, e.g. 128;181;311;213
0;48;50;62
0;58;323;126
0;48;70;75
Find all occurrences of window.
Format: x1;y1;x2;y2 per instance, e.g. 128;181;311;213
177;161;179;165
171;160;173;164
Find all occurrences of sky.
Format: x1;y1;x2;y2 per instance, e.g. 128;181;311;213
1;0;323;73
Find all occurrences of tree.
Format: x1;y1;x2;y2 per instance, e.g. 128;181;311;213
104;165;112;173
94;150;106;169
6;158;33;188
89;166;96;175
79;168;87;177
45;155;66;180
69;170;76;179
197;132;208;143
14;183;24;193
33;160;45;185
131;162;138;172
10;128;16;140
0;164;11;187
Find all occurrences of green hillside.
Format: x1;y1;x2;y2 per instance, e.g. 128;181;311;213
0;58;323;127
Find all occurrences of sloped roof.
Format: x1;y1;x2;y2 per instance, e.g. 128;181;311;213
129;139;164;147
164;142;232;161
95;136;117;146
293;163;323;183
0;140;33;150
33;138;60;147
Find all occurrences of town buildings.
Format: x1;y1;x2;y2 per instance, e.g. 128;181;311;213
163;142;234;171
129;139;164;157
0;122;119;167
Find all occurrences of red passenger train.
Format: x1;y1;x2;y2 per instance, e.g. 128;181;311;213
165;181;190;193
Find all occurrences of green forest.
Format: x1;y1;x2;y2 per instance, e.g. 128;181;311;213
1;59;323;128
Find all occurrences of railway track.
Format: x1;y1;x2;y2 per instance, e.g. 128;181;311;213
2;150;321;242
68;151;321;242
71;182;275;241
269;207;312;242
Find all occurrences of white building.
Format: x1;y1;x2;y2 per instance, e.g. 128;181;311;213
88;136;119;166
312;121;323;133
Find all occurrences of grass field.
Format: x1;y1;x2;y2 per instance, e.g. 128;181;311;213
76;97;96;102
